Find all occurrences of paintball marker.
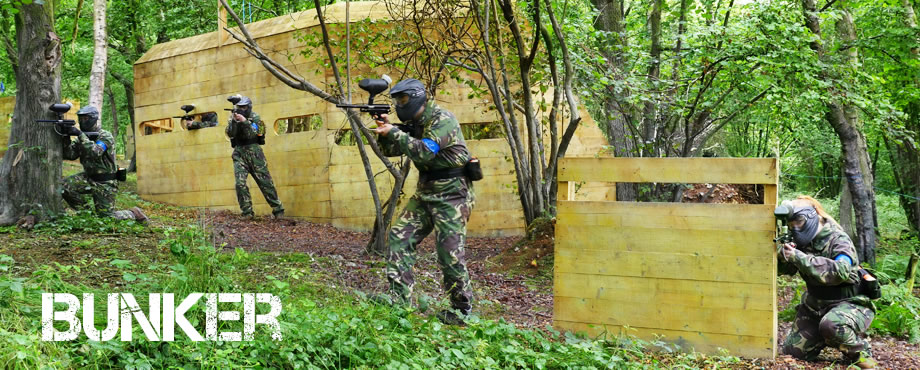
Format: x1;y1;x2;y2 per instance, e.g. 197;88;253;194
36;103;99;140
773;204;794;245
335;75;422;138
335;76;392;120
224;95;241;115
173;104;196;121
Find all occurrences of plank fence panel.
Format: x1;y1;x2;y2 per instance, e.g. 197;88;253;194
555;157;779;358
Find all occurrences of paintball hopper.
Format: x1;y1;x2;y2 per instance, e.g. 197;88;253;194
180;104;196;114
773;204;792;225
358;75;392;104
49;103;73;114
773;204;794;244
227;95;242;105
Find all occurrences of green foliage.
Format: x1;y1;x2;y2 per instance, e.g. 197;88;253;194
870;284;920;343
0;224;754;368
34;210;147;235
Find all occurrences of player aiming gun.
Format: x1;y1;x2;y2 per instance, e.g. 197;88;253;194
37;103;100;140
335;75;422;138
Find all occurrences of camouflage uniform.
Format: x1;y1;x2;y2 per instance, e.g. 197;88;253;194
187;112;218;130
61;130;135;220
779;221;875;362
379;101;475;314
225;111;283;217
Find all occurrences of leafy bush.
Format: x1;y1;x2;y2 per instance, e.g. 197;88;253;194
870;284;920;343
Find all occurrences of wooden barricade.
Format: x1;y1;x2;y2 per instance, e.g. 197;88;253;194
554;157;779;358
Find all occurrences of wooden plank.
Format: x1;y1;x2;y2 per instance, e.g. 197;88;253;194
555;224;774;257
554;248;773;284
553;320;773;359
558;157;778;184
553;296;772;337
556;208;775;232
554;272;773;311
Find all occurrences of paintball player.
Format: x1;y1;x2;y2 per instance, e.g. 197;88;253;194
778;196;877;369
184;112;218;130
372;79;475;326
224;95;284;219
61;106;148;223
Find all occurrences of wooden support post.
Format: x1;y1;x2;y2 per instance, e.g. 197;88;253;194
906;253;919;295
218;0;229;48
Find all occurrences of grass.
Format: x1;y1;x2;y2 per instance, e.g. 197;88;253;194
0;220;750;369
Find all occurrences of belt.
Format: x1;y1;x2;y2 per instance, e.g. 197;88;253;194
89;173;117;182
419;167;465;183
231;137;262;147
806;283;859;300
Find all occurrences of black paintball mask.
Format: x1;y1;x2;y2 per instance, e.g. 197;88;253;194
788;204;820;247
389;79;427;123
76;106;100;132
236;96;253;119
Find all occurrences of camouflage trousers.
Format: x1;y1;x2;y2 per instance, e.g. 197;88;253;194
782;300;874;361
386;177;475;313
61;173;135;220
232;144;283;216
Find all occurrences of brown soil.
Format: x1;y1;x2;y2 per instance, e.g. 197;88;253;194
683;183;765;204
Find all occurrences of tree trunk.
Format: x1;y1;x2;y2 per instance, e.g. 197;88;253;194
590;0;638;201
801;0;877;264
888;0;920;233
642;0;662;157
88;0;107;110
0;3;64;225
106;86;119;153
111;72;136;172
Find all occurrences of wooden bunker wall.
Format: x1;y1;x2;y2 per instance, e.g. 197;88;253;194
554;157;779;358
133;1;607;236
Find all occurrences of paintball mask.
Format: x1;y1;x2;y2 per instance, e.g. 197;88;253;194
389;79;427;123
236;96;253;119
76;106;100;132
785;202;820;247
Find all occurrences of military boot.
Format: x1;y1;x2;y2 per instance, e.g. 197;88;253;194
436;309;469;326
129;207;149;224
272;210;284;219
848;350;877;369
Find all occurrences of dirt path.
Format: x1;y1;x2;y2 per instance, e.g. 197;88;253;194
201;209;919;369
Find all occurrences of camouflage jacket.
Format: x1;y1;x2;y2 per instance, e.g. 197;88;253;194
63;129;117;177
779;221;873;311
187;120;217;130
379;101;470;174
225;112;265;143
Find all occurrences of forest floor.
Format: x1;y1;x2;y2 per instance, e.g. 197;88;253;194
2;178;918;368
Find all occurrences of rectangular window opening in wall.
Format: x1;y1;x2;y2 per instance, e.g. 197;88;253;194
461;121;505;140
276;114;323;134
140;118;173;136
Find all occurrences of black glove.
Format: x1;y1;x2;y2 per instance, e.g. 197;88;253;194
64;125;82;136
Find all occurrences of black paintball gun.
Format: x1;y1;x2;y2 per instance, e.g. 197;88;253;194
335;75;422;138
224;95;241;115
36;103;99;140
335;76;392;120
173;104;196;121
773;204;794;246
